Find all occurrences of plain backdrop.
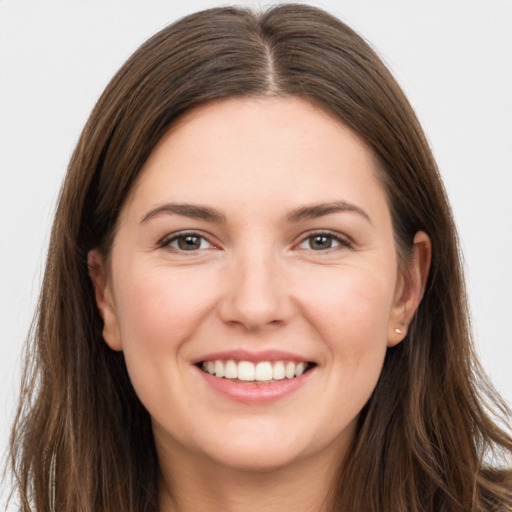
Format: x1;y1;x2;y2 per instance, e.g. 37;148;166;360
1;0;511;501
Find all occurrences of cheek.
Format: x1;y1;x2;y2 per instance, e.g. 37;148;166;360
294;263;396;403
111;267;219;417
112;266;218;358
298;266;396;346
288;266;395;438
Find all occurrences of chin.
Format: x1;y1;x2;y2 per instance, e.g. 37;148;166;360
204;441;307;473
196;419;348;474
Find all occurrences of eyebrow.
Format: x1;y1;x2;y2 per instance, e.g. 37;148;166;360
140;200;371;225
140;203;227;224
286;201;372;224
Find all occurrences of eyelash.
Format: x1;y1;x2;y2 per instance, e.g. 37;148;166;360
297;231;352;252
159;230;352;253
160;231;215;252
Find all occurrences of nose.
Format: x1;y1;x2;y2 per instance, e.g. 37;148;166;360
218;246;292;332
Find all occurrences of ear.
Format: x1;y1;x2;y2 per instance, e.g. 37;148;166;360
387;231;431;347
87;249;123;351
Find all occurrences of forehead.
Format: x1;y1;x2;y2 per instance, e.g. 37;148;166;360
120;96;389;224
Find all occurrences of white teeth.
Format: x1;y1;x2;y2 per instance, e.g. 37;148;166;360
285;361;295;379
200;359;311;381
255;362;273;381
295;362;306;377
214;360;225;378
238;361;255;381
272;361;285;380
225;360;237;379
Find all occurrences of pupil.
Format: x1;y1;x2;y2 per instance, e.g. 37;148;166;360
311;235;331;250
178;235;200;250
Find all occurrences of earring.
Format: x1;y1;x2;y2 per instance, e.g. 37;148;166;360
394;327;403;334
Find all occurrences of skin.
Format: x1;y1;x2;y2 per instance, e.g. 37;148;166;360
89;97;430;512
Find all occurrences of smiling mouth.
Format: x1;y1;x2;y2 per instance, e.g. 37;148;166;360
197;360;316;383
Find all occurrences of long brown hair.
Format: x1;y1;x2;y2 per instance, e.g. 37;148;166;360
8;4;511;511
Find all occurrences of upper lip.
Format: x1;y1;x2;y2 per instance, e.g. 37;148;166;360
191;349;313;365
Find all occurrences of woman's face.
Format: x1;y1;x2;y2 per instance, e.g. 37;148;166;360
90;97;425;473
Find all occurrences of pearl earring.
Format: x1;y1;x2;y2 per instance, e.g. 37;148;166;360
394;327;403;334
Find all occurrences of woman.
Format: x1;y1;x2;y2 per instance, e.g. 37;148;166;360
8;4;512;511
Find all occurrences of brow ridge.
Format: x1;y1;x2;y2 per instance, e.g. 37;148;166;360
140;203;226;224
286;201;371;224
140;200;370;225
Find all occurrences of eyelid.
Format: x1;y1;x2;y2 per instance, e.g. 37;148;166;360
295;230;353;251
159;230;218;251
157;229;352;253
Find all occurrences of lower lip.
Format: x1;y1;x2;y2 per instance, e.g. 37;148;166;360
195;366;314;404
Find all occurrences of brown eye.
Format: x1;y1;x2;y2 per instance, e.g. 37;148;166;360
298;233;349;251
177;235;202;250
309;235;334;250
163;233;213;251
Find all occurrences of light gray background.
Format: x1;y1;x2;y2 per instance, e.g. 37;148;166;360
1;0;511;501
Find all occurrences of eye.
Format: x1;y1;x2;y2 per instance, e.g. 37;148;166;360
298;232;350;251
161;232;215;252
